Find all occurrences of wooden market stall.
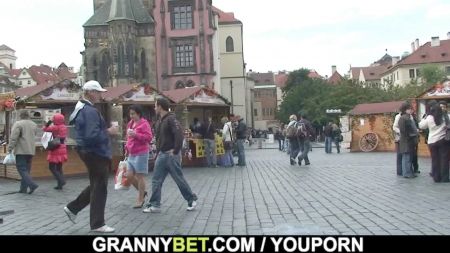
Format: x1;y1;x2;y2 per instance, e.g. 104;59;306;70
162;86;231;167
102;83;166;170
415;80;450;157
349;101;403;153
1;80;88;179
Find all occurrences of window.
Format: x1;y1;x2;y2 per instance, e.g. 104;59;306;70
409;69;415;78
226;36;234;52
172;5;193;29
416;69;421;77
254;109;257;116
27;80;31;85
174;43;194;71
118;43;125;77
446;66;450;75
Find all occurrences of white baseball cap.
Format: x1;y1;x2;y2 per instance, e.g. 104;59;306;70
82;80;107;92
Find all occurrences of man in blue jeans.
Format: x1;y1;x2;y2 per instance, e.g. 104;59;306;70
143;98;197;213
235;115;247;166
8;110;39;194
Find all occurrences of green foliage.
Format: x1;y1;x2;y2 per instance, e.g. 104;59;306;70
420;64;447;85
277;68;432;126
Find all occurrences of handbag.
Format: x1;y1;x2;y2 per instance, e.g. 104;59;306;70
47;136;61;151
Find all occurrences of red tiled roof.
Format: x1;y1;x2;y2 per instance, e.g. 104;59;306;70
56;68;77;80
328;71;343;85
361;65;390;81
274;72;288;88
248;72;275;85
15;82;55;98
308;70;322;79
351;67;362;80
390;39;450;69
28;65;61;85
162;86;202;104
349;101;404;115
102;84;135;102
212;6;242;24
10;68;22;77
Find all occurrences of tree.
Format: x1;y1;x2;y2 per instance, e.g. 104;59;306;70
420;64;446;86
281;68;311;95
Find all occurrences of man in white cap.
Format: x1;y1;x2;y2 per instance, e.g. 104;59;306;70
63;80;119;233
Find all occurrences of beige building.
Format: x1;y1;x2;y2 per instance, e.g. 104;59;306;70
215;7;254;127
14;68;36;88
381;35;450;86
0;44;17;70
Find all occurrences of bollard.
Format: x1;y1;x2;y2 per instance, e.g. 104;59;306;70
257;139;263;149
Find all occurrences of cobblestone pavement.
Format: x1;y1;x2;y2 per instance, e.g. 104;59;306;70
1;145;450;235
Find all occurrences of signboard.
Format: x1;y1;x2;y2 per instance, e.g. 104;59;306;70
188;90;225;105
425;81;450;97
123;86;156;102
41;87;80;101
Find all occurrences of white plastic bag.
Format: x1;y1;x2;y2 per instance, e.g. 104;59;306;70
3;153;16;165
114;160;130;190
41;132;53;149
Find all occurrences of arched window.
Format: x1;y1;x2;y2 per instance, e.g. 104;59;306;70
118;42;125;77
226;36;234;52
140;50;147;80
175;81;185;89
98;52;110;86
186;80;195;87
127;42;134;77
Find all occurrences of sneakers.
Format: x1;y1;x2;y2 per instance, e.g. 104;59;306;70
91;225;115;233
187;200;197;211
290;158;296;165
63;206;77;224
143;204;161;213
28;185;38;194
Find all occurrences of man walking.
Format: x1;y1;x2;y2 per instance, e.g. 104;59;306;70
324;122;333;153
8;110;39;194
143;98;198;213
203;116;217;167
297;113;314;166
286;115;299;165
235;115;247;166
63;80;118;233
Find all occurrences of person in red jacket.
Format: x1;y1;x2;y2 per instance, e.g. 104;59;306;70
125;105;153;208
43;113;68;190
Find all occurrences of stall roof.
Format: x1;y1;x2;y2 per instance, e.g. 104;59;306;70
162;86;230;105
102;84;168;103
15;82;55;99
349;101;404;115
102;84;135;102
417;80;450;99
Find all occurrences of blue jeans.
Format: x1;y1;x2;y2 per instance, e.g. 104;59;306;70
334;139;341;153
395;142;402;175
289;138;300;160
16;155;38;192
149;152;196;208
237;139;246;166
204;139;217;166
402;152;413;177
222;149;234;167
325;137;333;153
298;139;311;163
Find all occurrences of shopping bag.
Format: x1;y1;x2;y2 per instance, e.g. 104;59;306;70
114;160;130;190
3;153;16;165
41;132;53;149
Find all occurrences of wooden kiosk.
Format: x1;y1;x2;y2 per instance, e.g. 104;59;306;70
1;80;88;179
162;87;231;167
348;101;403;153
415;80;450;157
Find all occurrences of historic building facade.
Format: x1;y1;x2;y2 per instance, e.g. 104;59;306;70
84;0;157;87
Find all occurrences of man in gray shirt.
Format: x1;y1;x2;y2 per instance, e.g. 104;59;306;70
8;110;38;194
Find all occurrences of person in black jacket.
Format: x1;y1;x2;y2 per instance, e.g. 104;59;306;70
398;102;418;179
203;116;217;167
235;116;247;166
143;98;198;213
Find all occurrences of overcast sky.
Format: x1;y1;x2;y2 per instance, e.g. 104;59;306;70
2;0;450;77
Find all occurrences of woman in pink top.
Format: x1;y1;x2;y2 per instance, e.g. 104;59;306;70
43;113;68;190
125;105;153;208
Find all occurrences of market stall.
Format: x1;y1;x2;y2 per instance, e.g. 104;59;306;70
162;86;231;167
348;101;403;153
415;80;450;157
1;80;88;179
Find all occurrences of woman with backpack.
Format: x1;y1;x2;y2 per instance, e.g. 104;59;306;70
43;113;68;190
286;115;300;165
332;123;342;154
125;105;153;208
